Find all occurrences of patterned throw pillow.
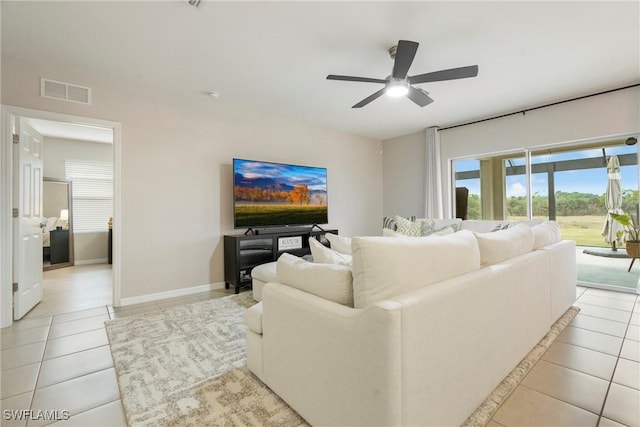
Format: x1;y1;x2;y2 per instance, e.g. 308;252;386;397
420;219;463;236
394;215;422;237
490;223;511;232
382;216;397;231
421;219;437;236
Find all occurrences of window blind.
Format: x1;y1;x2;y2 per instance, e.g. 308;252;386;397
65;159;113;233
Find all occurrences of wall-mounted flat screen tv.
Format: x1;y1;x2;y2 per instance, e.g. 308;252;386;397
233;158;328;229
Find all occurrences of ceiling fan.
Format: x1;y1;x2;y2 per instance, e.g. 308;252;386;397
327;40;479;108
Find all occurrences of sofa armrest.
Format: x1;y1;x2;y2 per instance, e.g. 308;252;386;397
261;282;403;427
537;239;577;323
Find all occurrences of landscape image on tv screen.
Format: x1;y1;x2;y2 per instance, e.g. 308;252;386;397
233;158;328;228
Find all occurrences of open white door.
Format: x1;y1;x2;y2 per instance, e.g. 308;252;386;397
12;118;44;320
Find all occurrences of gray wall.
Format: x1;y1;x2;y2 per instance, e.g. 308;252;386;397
382;130;426;218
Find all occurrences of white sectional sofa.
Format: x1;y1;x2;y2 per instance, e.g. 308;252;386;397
244;222;576;426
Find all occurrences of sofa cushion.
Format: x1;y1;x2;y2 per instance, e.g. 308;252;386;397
474;223;534;266
244;301;263;334
251;261;278;302
430;226;455;236
461;220;511;233
382;228;405;237
532;221;561;249
276;253;354;306
309;236;352;266
351;230;480;308
325;233;352;255
251;261;278;283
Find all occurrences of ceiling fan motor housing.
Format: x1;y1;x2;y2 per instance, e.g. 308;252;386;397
388;45;398;60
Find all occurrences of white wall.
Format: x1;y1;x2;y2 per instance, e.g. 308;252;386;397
43;137;112;179
382;130;426;218
43;137;112;263
2;54;383;300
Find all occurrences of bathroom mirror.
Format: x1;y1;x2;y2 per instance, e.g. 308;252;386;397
43;178;74;270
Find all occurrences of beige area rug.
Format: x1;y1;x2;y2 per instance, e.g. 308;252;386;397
105;293;295;426
107;294;577;427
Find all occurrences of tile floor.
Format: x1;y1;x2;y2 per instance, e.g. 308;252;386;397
1;265;234;426
23;264;114;319
488;286;640;427
1;267;639;426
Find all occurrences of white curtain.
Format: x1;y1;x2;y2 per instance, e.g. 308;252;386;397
425;127;443;218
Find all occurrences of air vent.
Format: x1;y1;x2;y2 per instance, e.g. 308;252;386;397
40;78;92;105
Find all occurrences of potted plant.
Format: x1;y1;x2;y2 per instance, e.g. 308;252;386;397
610;212;640;258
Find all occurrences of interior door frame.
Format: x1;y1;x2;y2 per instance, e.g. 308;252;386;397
1;105;122;328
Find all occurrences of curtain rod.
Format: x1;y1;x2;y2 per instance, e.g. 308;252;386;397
438;83;640;132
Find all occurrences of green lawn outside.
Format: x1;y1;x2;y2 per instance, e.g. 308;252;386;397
235;203;327;228
555;215;611;247
511;215;611;247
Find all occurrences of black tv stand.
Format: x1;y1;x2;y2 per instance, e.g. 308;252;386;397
310;224;326;232
224;228;338;294
245;226;320;235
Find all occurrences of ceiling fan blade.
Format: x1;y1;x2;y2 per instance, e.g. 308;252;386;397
352;88;386;108
392;40;419;79
327;75;387;84
406;86;434;107
408;65;479;85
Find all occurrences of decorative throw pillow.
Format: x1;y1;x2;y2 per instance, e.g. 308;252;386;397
383;226;454;238
421;218;463;236
394;215;422;237
430;226;455;236
382;216;397;231
309;236;352;266
490;223;511;232
276;253;353;306
325;233;352;255
420;218;437;236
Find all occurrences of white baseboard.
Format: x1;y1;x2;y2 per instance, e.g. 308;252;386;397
74;258;108;265
119;281;227;307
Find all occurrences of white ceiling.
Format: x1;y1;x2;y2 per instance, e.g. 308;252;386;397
2;1;639;140
24;118;113;144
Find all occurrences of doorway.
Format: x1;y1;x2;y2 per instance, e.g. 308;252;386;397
1;106;121;327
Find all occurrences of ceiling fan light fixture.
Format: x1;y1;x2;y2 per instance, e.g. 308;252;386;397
386;80;409;98
327;40;478;108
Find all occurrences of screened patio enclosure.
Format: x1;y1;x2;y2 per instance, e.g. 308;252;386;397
453;139;639;293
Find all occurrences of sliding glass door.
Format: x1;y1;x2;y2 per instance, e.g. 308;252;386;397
452;139;639;292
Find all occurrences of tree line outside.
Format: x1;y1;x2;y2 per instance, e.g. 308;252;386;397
234;183;326;205
466;190;639;219
466;190;639;246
